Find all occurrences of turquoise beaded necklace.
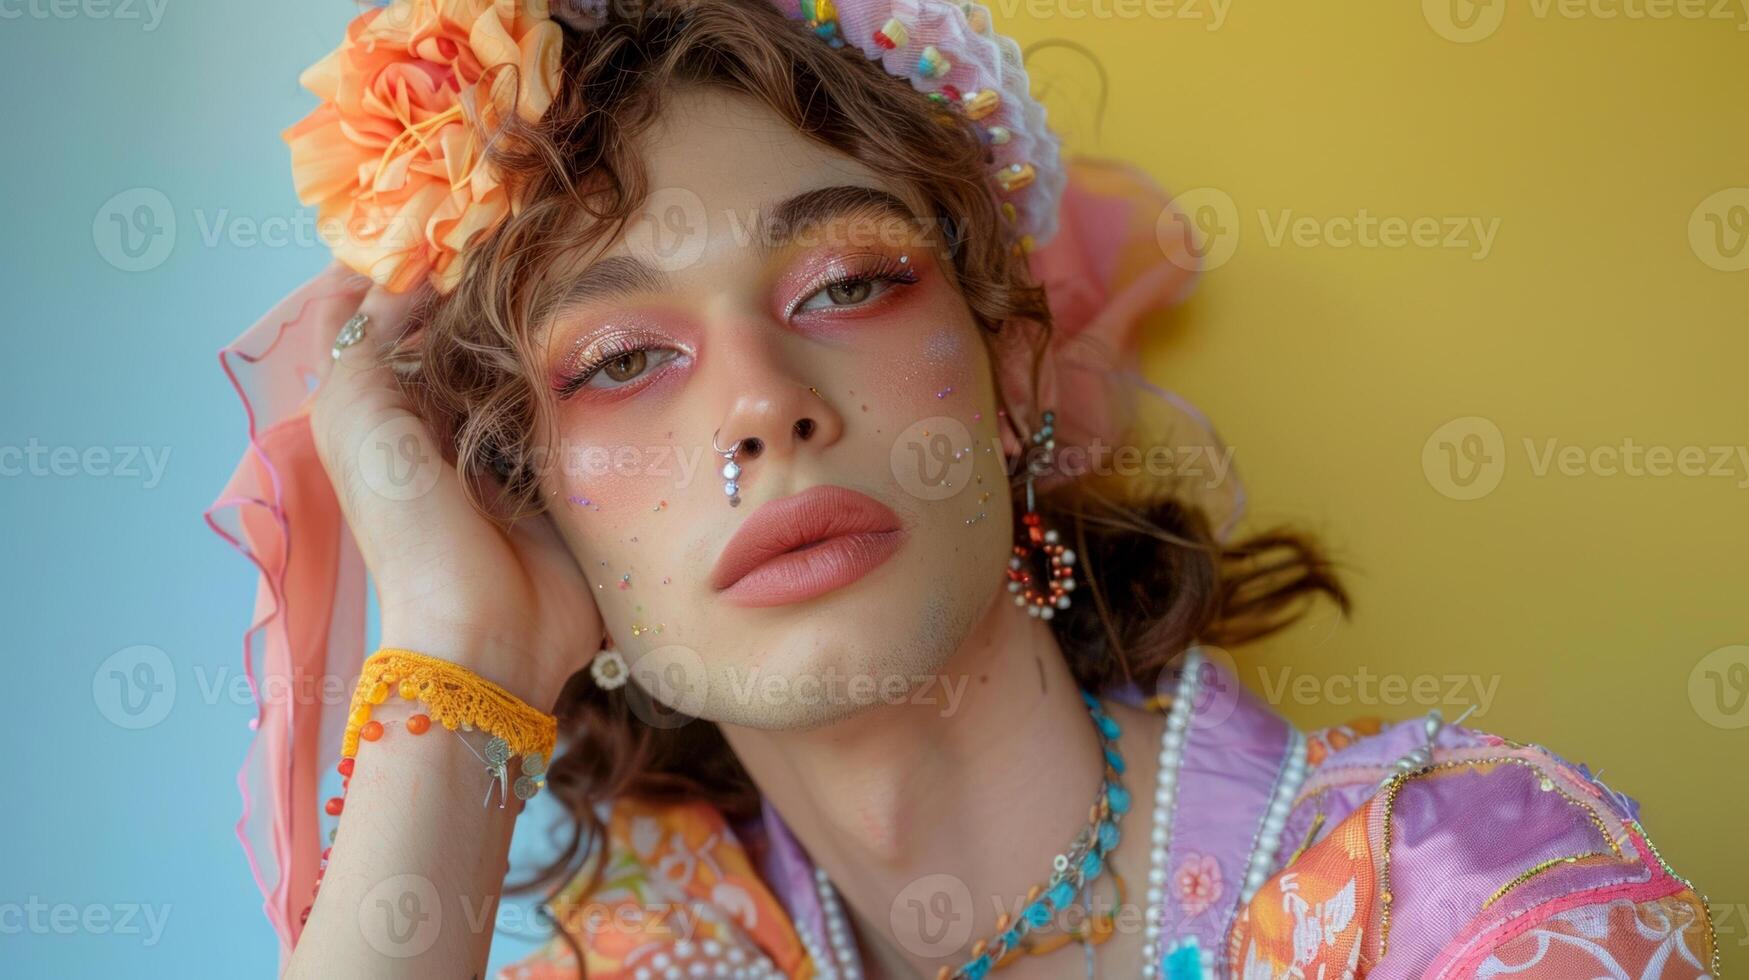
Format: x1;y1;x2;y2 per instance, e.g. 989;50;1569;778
940;689;1129;980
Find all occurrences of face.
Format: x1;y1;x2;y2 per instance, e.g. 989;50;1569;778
532;85;1018;729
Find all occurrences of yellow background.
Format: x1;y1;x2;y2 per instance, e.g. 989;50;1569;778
1006;0;1746;969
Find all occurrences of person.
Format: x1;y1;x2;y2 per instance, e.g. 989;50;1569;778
206;0;1718;976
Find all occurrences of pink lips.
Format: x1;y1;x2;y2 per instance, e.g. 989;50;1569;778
709;484;907;608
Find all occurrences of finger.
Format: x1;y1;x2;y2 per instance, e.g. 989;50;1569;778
310;284;452;535
326;284;425;390
312;285;428;462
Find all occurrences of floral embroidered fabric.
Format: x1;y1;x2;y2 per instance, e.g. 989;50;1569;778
499;656;1716;979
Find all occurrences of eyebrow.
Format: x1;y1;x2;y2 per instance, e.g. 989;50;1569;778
548;184;923;314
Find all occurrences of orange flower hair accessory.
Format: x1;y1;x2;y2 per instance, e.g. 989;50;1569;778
283;0;563;294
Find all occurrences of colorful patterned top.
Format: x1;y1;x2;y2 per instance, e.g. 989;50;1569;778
498;651;1717;979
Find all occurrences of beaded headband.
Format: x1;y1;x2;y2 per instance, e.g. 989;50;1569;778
284;0;1064;295
762;0;1066;253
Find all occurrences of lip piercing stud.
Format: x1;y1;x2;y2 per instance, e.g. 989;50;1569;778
712;429;747;507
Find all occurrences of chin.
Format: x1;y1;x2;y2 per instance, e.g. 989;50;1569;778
688;576;988;731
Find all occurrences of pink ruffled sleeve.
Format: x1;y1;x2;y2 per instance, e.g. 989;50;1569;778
204;261;373;964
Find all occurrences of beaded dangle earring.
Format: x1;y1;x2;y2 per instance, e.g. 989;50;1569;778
1007;409;1077;619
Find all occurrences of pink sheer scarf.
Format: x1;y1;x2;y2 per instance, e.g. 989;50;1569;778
204;158;1243;966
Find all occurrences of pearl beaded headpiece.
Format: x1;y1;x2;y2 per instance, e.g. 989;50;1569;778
557;0;1067;255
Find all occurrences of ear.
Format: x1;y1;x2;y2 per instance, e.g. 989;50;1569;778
990;317;1064;461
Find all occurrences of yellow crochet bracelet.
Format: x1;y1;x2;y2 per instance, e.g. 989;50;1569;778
341;648;557;762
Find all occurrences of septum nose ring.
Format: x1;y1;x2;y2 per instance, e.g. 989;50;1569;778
711;429;761;507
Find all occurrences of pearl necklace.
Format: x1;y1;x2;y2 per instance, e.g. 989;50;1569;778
1138;646;1204;979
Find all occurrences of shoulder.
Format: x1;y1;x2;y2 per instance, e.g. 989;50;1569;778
1225;711;1718;978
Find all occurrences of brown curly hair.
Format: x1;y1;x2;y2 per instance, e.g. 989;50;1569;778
397;0;1350;958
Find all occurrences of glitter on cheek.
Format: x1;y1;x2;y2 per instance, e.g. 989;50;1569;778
919;323;967;367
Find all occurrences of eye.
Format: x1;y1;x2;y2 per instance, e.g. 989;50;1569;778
599;348;654;384
558;342;683;398
792;259;919;315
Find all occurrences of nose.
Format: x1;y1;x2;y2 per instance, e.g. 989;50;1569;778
714;384;840;466
710;342;843;498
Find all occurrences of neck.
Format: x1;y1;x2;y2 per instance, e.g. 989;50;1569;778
717;591;1107;978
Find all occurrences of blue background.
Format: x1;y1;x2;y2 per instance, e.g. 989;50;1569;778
0;3;559;975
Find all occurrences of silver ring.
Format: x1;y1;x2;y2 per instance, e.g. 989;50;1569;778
711;428;741;456
331;312;369;361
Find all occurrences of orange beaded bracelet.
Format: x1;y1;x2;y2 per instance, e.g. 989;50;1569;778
340;648;557;761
